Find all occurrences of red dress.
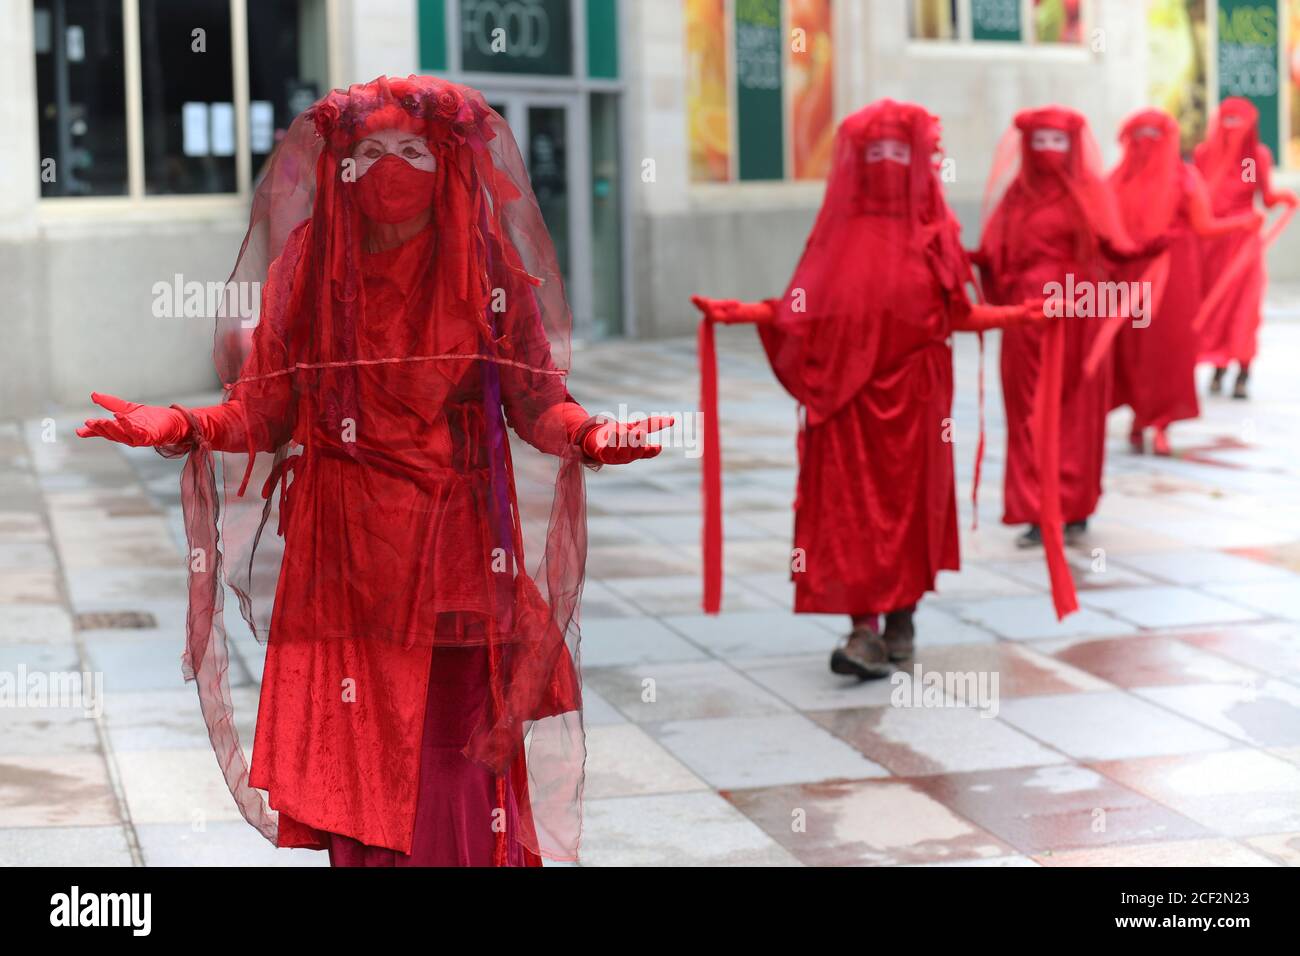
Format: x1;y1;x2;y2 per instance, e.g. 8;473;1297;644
992;199;1110;525
163;78;588;867
776;230;960;614
1111;190;1201;431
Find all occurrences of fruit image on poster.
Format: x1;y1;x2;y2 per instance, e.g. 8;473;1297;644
686;0;731;182
1034;0;1083;43
790;0;833;179
1147;0;1209;155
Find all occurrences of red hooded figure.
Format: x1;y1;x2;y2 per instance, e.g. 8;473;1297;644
77;76;668;866
694;100;1048;677
1193;97;1298;398
1108;108;1260;454
976;106;1153;551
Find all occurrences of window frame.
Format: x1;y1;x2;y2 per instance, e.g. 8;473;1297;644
38;0;341;215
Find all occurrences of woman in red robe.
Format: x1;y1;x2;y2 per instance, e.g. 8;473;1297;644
78;76;667;866
1108;108;1260;455
1194;97;1298;399
693;101;1041;679
976;107;1154;549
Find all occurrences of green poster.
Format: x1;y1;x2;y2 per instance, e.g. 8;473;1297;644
1216;0;1280;158
971;0;1022;41
734;0;784;181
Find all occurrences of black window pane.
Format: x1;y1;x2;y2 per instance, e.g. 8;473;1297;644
34;0;128;197
139;0;235;195
247;0;329;180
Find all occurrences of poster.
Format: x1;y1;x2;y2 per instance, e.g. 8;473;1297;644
1034;0;1083;43
789;0;833;179
1217;0;1281;160
1147;0;1208;155
686;0;731;182
1288;0;1300;167
735;0;784;181
972;0;1022;42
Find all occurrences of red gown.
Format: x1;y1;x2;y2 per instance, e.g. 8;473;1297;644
160;78;589;867
1194;98;1282;369
978;107;1137;527
1111;187;1201;431
775;234;960;614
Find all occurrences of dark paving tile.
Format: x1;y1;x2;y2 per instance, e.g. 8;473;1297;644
908;764;1210;855
724;778;1015;866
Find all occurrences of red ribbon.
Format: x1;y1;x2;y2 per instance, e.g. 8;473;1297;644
1192;203;1295;336
699;317;723;614
1033;318;1079;620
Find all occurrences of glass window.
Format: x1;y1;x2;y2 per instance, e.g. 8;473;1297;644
139;0;235;195
34;0;128;197
909;0;959;40
247;0;330;182
1033;0;1085;43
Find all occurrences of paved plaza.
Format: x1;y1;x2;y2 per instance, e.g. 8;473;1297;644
3;296;1300;866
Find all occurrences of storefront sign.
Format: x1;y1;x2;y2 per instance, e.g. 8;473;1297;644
1217;0;1281;157
460;0;573;76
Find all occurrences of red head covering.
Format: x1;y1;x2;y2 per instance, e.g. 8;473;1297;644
175;76;587;861
979;105;1133;288
1194;96;1261;196
762;99;970;425
1110;108;1186;245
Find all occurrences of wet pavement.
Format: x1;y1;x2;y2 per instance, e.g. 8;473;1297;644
3;298;1300;866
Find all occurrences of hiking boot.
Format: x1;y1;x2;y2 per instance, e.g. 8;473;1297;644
830;628;892;680
1232;370;1249;400
882;609;916;663
1016;525;1042;549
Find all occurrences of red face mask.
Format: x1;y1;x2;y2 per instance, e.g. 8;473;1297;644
354;154;437;223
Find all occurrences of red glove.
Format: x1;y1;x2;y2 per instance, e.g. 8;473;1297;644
690;296;776;325
76;393;192;447
581;415;675;465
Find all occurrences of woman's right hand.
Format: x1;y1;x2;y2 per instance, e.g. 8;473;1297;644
76;392;192;447
691;295;740;323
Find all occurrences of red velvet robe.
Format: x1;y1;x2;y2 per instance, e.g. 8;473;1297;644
992;202;1110;525
762;225;960;615
1112;174;1201;431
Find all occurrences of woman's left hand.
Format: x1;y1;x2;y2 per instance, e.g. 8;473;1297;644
582;415;675;465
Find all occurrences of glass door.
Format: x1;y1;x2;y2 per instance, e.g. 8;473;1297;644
485;93;591;336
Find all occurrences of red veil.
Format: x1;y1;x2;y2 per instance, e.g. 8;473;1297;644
1194;96;1260;198
164;76;587;860
758;100;972;426
1109;109;1186;245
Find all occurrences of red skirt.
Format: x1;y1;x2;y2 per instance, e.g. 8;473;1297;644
792;344;959;615
326;646;541;867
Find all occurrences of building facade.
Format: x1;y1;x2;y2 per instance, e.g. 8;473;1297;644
2;0;1298;416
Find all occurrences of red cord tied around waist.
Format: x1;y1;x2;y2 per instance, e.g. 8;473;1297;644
261;453;304;537
699;315;723;614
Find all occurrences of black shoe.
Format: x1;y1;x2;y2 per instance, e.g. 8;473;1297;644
1232;372;1249;400
830;628;893;681
1064;519;1088;546
882;609;915;663
1210;367;1227;395
1016;525;1042;549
